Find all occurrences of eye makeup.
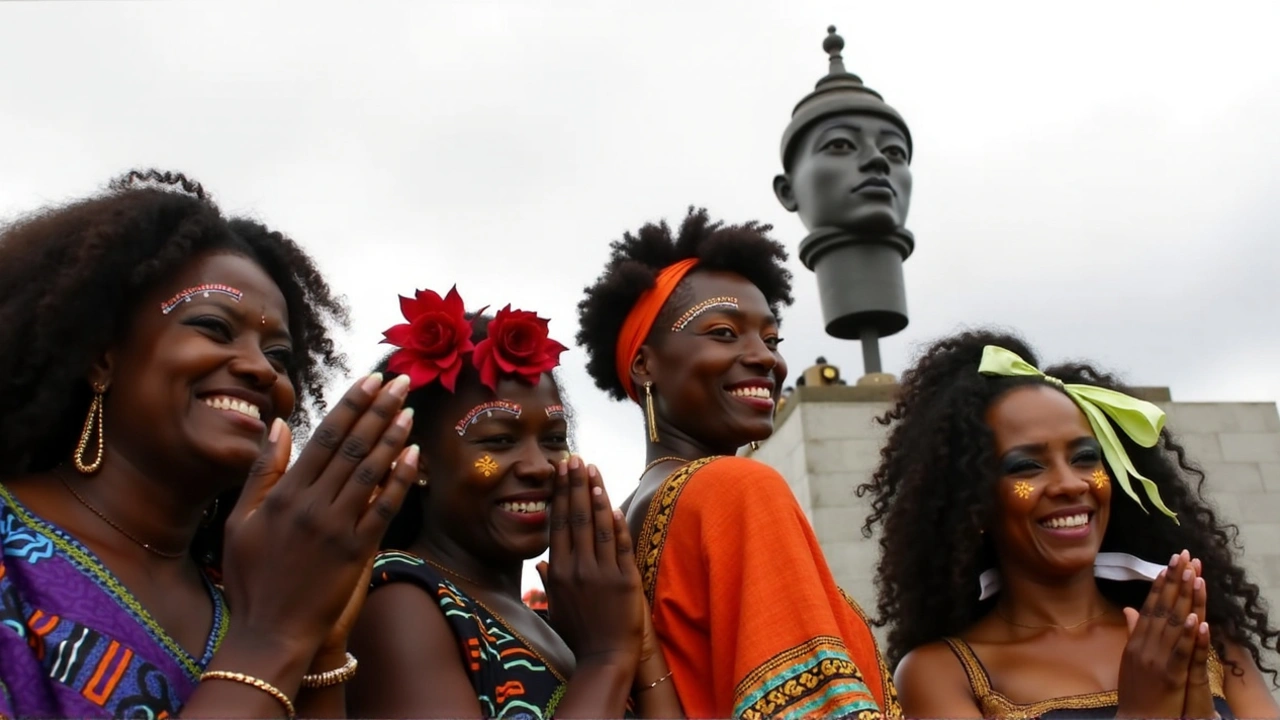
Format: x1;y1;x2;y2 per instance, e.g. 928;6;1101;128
160;284;243;315
671;296;739;333
454;400;522;437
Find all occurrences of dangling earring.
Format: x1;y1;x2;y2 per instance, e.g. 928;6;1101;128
74;382;107;475
644;381;659;444
416;473;429;487
750;441;760;451
201;498;220;527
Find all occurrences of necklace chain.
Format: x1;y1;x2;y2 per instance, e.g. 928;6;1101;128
996;606;1111;630
642;456;688;475
58;473;187;559
424;558;566;682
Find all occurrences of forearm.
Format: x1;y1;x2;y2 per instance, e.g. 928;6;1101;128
632;653;683;719
178;630;318;719
293;649;352;719
555;660;636;719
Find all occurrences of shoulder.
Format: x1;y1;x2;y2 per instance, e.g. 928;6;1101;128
895;640;982;717
1219;640;1280;717
682;456;797;505
370;550;442;592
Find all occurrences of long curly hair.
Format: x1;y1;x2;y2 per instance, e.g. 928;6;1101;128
576;206;794;401
856;329;1279;684
0;169;350;566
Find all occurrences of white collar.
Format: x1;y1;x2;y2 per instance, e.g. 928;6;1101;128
978;552;1166;601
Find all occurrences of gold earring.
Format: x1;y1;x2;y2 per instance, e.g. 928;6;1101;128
416;474;429;487
749;441;760;451
644;381;659;444
74;382;106;474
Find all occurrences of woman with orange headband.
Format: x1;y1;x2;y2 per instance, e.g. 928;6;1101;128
577;208;899;720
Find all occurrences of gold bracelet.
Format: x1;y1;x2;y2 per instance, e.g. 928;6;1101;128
200;670;296;719
301;651;359;688
637;670;673;692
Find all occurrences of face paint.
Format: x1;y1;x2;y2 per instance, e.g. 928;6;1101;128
474;454;500;478
545;404;566;420
1092;468;1110;490
454;400;522;437
670;296;739;333
1012;480;1034;500
160;283;244;315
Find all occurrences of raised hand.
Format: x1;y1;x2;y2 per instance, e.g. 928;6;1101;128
1116;550;1203;719
1183;557;1218;719
219;373;419;659
539;454;645;672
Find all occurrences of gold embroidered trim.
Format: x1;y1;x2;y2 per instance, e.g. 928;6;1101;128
840;588;903;720
735;636;879;720
635;456;718;604
943;637;1226;719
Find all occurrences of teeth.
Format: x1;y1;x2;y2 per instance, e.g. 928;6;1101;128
500;501;548;514
730;387;772;399
1041;513;1090;529
204;396;262;420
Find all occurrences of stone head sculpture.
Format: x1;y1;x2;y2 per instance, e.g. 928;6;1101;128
774;26;913;235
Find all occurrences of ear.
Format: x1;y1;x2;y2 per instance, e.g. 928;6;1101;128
773;173;799;213
87;349;115;391
628;345;656;394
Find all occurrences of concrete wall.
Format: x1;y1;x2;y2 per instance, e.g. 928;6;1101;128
750;386;1280;698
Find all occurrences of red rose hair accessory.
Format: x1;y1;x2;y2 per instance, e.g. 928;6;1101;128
472;304;569;393
382;286;482;392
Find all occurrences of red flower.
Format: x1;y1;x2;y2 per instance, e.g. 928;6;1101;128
472;304;568;392
382;286;479;392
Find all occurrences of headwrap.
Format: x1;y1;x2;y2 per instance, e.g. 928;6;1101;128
979;345;1177;522
614;258;700;401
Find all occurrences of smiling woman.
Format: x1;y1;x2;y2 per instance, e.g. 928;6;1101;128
858;329;1280;719
0;169;420;719
576;208;899;720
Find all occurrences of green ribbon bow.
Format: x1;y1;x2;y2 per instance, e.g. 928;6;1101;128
978;345;1177;522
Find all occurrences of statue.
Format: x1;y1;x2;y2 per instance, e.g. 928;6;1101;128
774;26;914;379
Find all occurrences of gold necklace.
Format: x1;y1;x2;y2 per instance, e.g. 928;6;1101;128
424;559;567;682
642;456;688;475
58;474;187;559
996;606;1112;630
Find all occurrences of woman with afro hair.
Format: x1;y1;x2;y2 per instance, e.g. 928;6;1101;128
577;207;898;720
858;329;1280;719
0;171;420;718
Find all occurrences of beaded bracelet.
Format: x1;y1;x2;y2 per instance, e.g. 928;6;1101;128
301;652;359;688
199;670;296;719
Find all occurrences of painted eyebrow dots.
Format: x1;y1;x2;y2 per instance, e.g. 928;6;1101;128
160;284;243;315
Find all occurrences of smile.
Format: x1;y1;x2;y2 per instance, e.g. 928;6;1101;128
1039;512;1092;530
204;395;262;421
729;386;772;400
498;500;547;514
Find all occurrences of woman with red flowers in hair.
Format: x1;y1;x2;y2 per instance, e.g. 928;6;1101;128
347;287;683;720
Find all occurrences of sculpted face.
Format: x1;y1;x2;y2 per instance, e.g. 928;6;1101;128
774;114;912;235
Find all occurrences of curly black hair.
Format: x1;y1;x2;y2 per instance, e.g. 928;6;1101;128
372;314;573;551
0;169;350;564
576;206;794;401
855;329;1280;685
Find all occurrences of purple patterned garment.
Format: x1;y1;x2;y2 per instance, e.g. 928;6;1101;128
0;484;227;719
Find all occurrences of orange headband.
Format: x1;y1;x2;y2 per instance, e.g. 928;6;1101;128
614;258;699;401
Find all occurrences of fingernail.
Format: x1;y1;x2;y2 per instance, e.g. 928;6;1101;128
569;454;581;470
614;509;624;520
389;374;412;398
1170;553;1180;567
1200;622;1209;635
404;444;420;467
1195;577;1204;590
591;485;603;496
1183;569;1193;581
588;464;599;480
396;407;415;428
1186;613;1196;628
268;417;284;443
362;372;383;394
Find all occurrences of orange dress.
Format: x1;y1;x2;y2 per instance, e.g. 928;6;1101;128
636;456;900;720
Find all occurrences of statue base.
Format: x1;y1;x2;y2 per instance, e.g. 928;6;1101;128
797;226;915;341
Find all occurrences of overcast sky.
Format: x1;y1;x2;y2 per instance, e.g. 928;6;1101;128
3;1;1276;589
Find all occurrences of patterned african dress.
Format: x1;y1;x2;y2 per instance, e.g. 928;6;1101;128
371;551;566;720
636;456;900;720
0;483;228;719
944;637;1235;719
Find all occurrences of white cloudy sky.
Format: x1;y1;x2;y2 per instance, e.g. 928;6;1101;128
2;1;1277;589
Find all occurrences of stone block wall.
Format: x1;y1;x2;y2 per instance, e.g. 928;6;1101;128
750;386;1280;699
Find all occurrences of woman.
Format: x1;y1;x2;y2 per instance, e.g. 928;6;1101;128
858;329;1280;718
575;207;899;719
348;287;681;719
0;170;418;718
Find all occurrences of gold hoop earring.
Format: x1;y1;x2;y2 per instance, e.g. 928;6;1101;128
74;382;106;474
644;381;659;444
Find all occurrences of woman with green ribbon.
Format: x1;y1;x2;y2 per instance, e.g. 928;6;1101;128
857;330;1279;719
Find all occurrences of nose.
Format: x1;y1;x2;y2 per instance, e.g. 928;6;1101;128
858;146;891;175
512;440;557;484
228;346;279;391
741;333;778;373
1043;461;1092;499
